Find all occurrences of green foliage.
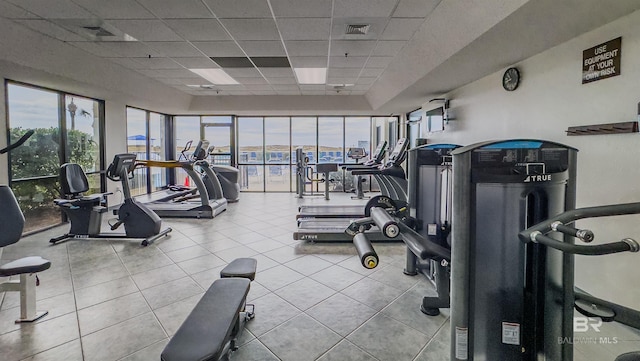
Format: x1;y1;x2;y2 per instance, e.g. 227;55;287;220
9;127;98;212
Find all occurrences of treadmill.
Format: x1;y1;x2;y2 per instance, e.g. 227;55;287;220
293;139;410;242
296;138;409;219
134;140;227;219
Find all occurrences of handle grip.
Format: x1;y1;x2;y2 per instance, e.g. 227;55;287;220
353;233;378;269
551;221;595;242
530;232;639;255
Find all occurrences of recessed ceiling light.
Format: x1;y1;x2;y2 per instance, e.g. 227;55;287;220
294;68;327;84
189;68;239;85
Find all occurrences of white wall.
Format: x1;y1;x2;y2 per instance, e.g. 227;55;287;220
424;10;640;309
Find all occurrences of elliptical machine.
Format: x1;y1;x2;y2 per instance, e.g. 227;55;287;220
50;153;172;246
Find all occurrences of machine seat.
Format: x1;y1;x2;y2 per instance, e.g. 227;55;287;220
161;278;251;361
220;258;257;280
616;352;640;361
0;256;51;276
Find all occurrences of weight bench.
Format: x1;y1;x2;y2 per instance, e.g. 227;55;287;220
161;258;257;361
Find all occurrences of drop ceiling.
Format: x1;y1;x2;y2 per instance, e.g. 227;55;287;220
0;0;435;97
1;0;639;113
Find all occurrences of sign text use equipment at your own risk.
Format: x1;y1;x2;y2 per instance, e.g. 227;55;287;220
582;37;621;84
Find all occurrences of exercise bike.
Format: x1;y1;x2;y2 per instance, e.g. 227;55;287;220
0;130;52;322
50;153;172;246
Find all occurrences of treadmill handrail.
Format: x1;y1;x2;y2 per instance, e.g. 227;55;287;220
136;159;193;169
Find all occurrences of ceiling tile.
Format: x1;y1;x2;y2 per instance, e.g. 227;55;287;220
327;90;350;95
106;20;181;41
360;67;384;77
70;41;161;58
136;69;164;77
135;57;182;69
156;78;184;85
135;0;212;19
267;77;296;84
219;19;280;41
238;77;268;84
71;0;154;19
371;41;406;56
192;41;245;57
171;57;220;68
204;0;272;18
328;68;361;77
331;40;376;57
365;56;394;68
147;42;202;57
272;84;299;91
158;69;201;78
225;90;254;95
259;67;294;77
299;84;326;91
356;77;378;85
327;78;357;85
285;41;328;57
244;84;274;90
289;57;327;67
277;18;331;40
4;0;93;18
351;90;368;95
165;19;230;41
352;84;373;90
0;2;40;18
215;84;246;90
333;0;397;18
381;18;424;40
15;20;86;42
224;68;262;77
107;57;146;69
270;0;331;17
393;0;441;18
330;56;368;68
238;41;286;57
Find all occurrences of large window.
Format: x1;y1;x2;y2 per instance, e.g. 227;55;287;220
238;117;264;191
126;107;169;195
236;116;384;193
7;82;104;233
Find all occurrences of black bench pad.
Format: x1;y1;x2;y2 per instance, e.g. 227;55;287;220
161;278;251;361
616;352;640;361
0;256;51;276
220;258;257;280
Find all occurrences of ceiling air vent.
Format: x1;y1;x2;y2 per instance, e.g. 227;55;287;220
82;26;115;37
345;24;370;35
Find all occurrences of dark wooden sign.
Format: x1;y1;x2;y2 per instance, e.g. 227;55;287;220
582;37;621;84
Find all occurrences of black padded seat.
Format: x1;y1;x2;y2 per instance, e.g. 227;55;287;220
220;258;257;280
316;163;338;173
0;256;51;276
616;352;640;361
161;278;251;361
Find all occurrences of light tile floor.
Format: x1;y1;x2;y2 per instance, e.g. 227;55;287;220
1;193;638;360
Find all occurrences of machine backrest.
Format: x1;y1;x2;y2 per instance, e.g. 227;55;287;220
60;163;90;197
0;186;25;247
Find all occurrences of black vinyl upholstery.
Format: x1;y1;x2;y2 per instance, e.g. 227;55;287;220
60;163;90;196
616;352;640;361
220;258;257;280
161;278;251;361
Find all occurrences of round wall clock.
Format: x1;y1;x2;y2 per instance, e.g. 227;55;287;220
502;67;520;91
